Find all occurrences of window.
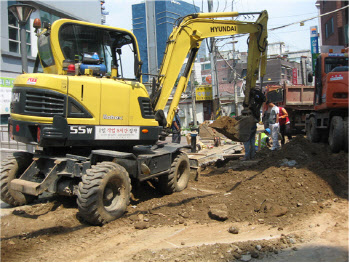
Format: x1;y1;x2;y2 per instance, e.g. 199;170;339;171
201;63;211;70
325;17;334;39
38;34;55;67
324;57;349;73
8;10;31;55
59;23;139;79
40;10;60;25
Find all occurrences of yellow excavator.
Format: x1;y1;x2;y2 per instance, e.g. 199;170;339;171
1;11;267;225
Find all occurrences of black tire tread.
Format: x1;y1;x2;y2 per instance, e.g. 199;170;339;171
158;153;190;195
329;116;344;153
77;162;131;225
0;152;35;206
307;116;320;143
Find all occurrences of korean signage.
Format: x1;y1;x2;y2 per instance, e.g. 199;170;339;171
292;68;298;85
0;77;15;114
95;126;140;140
310;26;320;74
196;85;213;101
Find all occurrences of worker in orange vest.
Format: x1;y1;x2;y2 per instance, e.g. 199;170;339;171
278;106;292;145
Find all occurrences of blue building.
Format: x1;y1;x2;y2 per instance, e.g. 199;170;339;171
132;0;202;82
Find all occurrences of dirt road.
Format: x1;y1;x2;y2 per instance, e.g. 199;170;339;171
1;136;348;261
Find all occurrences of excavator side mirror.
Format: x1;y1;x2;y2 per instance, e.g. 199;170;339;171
307;72;313;83
134;55;143;79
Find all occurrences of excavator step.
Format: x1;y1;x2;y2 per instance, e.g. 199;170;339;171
11;179;41;196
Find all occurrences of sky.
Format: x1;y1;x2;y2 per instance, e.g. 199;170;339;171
105;0;320;53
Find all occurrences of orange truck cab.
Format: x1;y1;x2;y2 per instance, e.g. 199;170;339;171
306;50;349;153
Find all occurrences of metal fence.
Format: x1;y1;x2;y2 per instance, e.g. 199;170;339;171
0;125;26;151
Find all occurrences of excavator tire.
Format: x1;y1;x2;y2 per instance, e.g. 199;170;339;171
343;118;348;153
158;153;190;195
306;116;320;143
77;162;131;225
0;152;36;206
328;116;344;153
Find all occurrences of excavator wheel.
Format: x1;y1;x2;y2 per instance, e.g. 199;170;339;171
306;116;320;143
77;162;131;225
157;153;190;195
0;152;36;206
343;118;348;153
328;116;344;153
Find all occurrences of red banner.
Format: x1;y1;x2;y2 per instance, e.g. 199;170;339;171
292;68;298;85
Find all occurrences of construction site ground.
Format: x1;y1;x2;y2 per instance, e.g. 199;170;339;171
0;135;348;262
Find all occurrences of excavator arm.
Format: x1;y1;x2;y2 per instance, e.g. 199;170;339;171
150;11;268;136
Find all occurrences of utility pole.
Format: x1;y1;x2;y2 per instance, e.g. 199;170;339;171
190;71;197;127
208;0;220;119
231;1;239;117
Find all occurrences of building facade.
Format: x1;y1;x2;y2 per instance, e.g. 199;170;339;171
0;0;103;119
316;0;349;48
132;0;202;83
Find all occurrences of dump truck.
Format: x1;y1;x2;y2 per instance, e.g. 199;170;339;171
305;50;349;153
265;83;315;134
1;11;268;225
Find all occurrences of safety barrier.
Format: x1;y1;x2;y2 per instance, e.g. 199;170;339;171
0;125;26;151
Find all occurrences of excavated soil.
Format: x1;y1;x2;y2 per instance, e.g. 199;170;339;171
209;116;257;142
0;136;348;262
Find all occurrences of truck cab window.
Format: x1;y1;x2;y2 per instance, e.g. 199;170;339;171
324;57;349;73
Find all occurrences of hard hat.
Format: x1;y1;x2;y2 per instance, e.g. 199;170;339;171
265;128;271;134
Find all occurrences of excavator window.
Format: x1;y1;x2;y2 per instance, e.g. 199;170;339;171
38;33;55;68
58;23;140;80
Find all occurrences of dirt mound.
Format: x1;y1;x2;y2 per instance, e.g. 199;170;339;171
0;136;348;262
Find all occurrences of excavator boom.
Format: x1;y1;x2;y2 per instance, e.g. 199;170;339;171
151;11;268;140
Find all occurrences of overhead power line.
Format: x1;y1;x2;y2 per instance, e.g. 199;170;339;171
269;5;349;31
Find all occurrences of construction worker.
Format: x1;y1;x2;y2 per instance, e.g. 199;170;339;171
171;107;182;143
278;106;292;145
242;123;257;161
255;128;271;150
266;101;280;150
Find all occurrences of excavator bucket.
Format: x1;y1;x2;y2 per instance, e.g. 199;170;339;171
209;115;257;142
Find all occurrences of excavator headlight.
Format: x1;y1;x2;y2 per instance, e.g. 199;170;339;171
141;129;149;134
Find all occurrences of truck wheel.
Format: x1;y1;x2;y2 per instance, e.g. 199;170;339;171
77;162;131;225
307;117;320;142
158;153;190;194
328;116;344;153
344;118;349;152
0;152;35;206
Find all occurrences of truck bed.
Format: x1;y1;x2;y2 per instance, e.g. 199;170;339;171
267;84;314;109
